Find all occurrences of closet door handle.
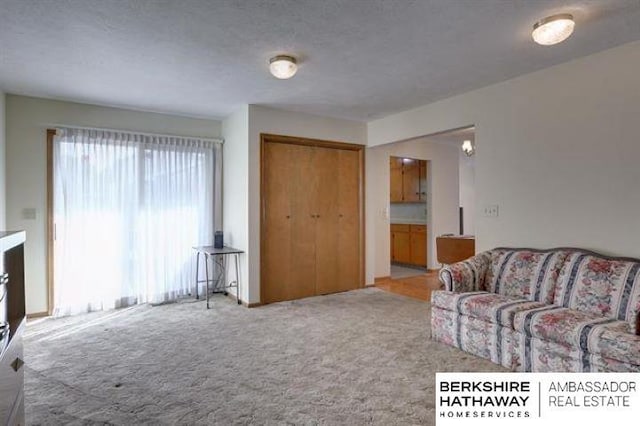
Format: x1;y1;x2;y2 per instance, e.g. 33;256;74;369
286;215;290;219
11;357;24;372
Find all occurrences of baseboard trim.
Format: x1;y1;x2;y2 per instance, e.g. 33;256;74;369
223;292;262;308
27;311;49;319
374;276;391;283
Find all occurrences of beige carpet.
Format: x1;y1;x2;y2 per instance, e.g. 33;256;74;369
24;287;504;425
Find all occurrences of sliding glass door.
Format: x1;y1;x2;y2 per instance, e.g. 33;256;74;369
52;128;218;316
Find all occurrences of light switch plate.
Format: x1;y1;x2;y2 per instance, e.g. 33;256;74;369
22;208;37;220
483;204;499;218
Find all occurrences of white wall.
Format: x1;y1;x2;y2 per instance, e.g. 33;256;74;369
246;105;367;304
0;92;5;229
221;105;249;302
367;40;640;258
458;150;475;235
6;95;221;314
368;138;459;278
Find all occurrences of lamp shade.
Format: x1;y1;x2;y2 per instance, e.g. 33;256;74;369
462;140;474;156
269;55;298;79
532;14;575;46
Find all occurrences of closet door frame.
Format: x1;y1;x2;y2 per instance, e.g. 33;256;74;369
260;133;365;304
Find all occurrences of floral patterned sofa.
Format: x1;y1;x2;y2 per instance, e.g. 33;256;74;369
431;248;640;372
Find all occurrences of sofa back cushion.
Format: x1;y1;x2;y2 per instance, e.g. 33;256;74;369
486;249;570;304
554;252;640;333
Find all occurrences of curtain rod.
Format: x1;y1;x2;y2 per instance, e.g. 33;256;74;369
50;124;224;144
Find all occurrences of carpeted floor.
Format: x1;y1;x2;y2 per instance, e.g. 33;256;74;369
24;287;504;425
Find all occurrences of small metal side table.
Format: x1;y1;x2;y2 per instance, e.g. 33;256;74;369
193;246;243;308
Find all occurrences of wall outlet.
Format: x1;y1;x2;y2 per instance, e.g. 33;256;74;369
483;204;499;218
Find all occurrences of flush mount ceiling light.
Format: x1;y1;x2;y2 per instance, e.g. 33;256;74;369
462;140;474;156
269;55;298;79
532;13;575;46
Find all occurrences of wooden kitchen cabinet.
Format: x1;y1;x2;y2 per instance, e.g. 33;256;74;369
389;156;427;203
410;225;427;266
390;224;427;267
389;157;403;203
390;224;411;264
402;159;421;202
419;161;427;201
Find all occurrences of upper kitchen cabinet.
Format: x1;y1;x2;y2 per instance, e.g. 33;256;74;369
389;156;427;203
419;161;427;202
389;157;404;202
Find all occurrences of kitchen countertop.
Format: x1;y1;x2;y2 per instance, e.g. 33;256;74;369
390;219;427;225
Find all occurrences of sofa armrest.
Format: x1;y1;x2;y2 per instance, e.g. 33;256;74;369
439;252;491;293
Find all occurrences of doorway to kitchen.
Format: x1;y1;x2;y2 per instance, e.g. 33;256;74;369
389;156;429;279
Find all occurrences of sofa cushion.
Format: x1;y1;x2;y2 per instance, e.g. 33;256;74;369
431;290;545;328
589;327;640;366
514;306;633;350
554;252;640;333
486;249;570;304
581;321;640;366
514;332;640;372
431;290;488;312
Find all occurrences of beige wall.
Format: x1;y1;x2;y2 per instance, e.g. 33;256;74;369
368;40;640;258
246;105;367;304
221;106;249;302
6;95;221;314
458;149;475;235
367;138;459;277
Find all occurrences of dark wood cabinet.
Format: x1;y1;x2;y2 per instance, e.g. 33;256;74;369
389;156;427;203
0;231;26;426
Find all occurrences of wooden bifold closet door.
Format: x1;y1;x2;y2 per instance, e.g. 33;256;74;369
261;134;363;304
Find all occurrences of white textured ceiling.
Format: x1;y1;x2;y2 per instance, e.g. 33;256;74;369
1;0;639;121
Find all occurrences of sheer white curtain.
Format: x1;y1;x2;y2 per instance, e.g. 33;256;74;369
53;127;221;316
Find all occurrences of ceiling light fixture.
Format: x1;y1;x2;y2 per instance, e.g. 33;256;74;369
462;140;474;156
532;13;575;46
269;55;298;79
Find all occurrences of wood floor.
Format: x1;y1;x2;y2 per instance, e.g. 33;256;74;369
375;270;442;302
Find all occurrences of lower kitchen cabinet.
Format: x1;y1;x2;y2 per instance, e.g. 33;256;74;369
410;225;427;266
390;224;427;267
